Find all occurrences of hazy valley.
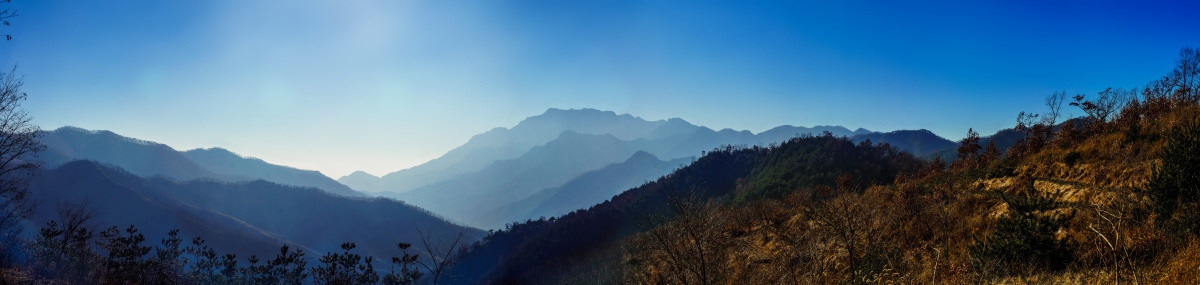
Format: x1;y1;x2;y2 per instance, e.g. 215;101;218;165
2;1;1197;284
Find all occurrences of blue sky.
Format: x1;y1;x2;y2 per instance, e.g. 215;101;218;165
1;0;1197;178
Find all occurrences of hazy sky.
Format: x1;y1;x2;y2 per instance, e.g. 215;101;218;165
1;1;1198;178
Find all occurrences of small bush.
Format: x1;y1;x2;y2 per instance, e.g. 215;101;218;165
1063;151;1081;166
971;184;1072;276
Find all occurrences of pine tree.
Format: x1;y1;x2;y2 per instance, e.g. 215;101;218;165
314;242;379;285
382;243;423;285
981;141;1001;167
1148;115;1200;236
955;128;982;169
98;225;152;283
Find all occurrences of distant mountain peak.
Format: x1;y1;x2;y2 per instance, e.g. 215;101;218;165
53;126;160;147
626;150;660;162
343;170;379;180
55;125;97;133
528;108;647;124
553;130;621;142
664;117;692;124
755;124;870;140
885;129;935;135
189;147;239;156
542;107;612;115
716;128;753;136
850;128;956;155
535;108;608;120
185;147;275;166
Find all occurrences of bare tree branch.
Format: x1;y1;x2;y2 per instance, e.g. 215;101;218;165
0;64;43;265
414;228;464;285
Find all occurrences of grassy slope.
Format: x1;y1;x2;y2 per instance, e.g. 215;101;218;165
621;101;1200;284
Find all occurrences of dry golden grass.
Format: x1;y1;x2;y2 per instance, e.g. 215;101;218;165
623;103;1200;284
1154;239;1200;284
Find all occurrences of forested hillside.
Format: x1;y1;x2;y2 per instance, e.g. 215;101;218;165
447;47;1200;284
445;134;923;283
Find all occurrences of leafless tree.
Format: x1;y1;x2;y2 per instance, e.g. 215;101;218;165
415;228;464;285
806;175;876;278
0;65;43;264
1043;91;1067;126
0;0;16;41
1071;87;1133;123
1176;47;1200;102
1016;111;1040;136
1087;199;1144;285
1141;47;1200;108
627;195;729;285
53;201;97;237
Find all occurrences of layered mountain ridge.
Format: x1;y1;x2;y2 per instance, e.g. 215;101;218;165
40;126;364;197
342;108;957;228
28;160;484;260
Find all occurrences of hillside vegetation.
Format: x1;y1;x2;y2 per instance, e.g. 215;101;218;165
621;47;1200;284
444;133;923;283
448;47;1200;284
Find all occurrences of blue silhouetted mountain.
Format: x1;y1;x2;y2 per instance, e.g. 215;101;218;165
28;160;294;257
475;151;692;229
757;125;870;142
40;127;217;180
338;171;380;191
182;147;363;197
339;108;690;194
978;128;1025;155
850;129;957;156
389;131;643;228
349;108;957;228
39;126;364;197
28;160;483;260
151;177;484;261
339;109;879;197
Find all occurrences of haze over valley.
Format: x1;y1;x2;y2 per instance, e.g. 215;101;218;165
1;1;1198;284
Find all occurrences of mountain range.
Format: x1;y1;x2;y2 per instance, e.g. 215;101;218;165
33;109;964;252
27;160;483;260
478;151;693;228
342;108;956;229
31;127;483;259
39;127;364;197
339;109;879;195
